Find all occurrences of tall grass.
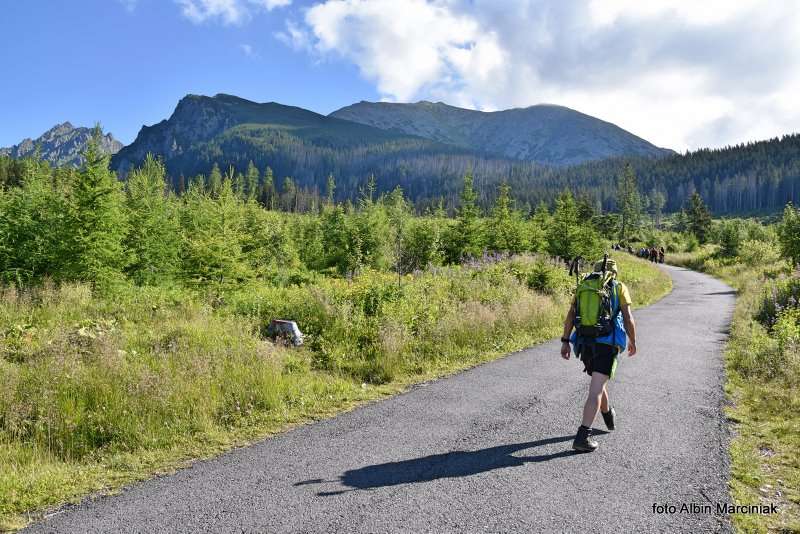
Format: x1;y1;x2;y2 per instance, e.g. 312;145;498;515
669;247;800;533
0;254;669;530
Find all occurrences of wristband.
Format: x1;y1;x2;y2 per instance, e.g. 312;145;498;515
560;337;570;343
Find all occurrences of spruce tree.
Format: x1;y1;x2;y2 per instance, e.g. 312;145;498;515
232;169;245;199
66;130;128;286
260;166;275;209
685;192;712;244
0;157;71;284
777;203;800;267
547;190;580;259
617;163;642;241
245;161;259;201
546;189;602;260
385;186;409;278
445;171;482;262
281;177;296;212
207;163;223;198
326;174;336;206
488;182;527;253
649;188;666;229
124;154;181;285
179;179;251;288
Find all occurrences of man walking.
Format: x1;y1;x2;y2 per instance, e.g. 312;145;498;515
560;258;637;452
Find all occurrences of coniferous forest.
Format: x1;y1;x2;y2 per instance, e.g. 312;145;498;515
105;129;800;217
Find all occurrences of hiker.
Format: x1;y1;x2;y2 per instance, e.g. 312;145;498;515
560;257;637;452
659;247;665;264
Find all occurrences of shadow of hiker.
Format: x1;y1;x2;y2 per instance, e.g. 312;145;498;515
296;432;607;496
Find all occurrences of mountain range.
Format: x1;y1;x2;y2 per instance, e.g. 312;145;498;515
0;122;122;167
103;94;800;215
108;93;673;202
5;94;797;215
331;100;671;165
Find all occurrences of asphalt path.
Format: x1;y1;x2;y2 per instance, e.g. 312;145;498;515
26;265;736;533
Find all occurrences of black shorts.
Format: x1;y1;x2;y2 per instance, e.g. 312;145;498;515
579;343;620;378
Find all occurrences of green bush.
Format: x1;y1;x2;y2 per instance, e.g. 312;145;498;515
738;239;781;267
684;233;700;252
773;307;800;355
778;203;800;267
717;220;743;257
757;275;800;328
511;259;572;295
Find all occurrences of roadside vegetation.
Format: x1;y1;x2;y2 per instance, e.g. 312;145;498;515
0;139;672;530
2;130;796;533
667;206;800;533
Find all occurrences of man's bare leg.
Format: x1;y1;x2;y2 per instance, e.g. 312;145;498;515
573;372;609;451
581;372;609;428
600;384;610;413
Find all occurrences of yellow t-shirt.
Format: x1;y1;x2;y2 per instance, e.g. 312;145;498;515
617;281;632;307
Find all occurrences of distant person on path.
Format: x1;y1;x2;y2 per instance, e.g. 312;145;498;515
560;258;637;452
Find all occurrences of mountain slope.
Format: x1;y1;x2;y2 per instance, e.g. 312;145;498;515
0;123;123;167
108;94;799;215
111;94;466;183
330;101;672;166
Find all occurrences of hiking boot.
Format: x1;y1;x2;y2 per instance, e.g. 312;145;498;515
572;426;598;452
602;407;616;431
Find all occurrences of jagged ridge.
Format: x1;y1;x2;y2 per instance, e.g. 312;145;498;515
0;123;123;167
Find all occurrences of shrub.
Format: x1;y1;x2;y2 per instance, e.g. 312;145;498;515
518;260;572;295
777;203;800;267
717;220;743;257
738;239;781;267
773;307;800;356
683;233;700;252
756;275;800;328
400;217;443;272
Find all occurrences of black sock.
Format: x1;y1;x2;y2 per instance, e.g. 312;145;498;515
579;425;591;431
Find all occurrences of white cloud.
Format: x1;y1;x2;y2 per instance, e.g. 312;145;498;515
304;0;505;102
275;20;312;52
117;0;138;12
258;0;292;8
289;0;800;150
240;43;256;57
176;0;291;25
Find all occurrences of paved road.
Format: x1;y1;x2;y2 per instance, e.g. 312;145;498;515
27;265;736;533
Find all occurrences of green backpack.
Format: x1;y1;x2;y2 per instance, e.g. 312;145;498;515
574;269;617;339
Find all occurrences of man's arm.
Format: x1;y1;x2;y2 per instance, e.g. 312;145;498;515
621;304;637;356
560;302;575;360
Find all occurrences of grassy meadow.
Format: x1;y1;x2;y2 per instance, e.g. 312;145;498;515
0;254;669;530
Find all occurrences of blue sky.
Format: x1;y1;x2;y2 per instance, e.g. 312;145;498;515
0;0;377;146
2;0;798;151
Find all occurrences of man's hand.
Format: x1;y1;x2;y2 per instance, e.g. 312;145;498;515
560;341;571;360
627;340;637;356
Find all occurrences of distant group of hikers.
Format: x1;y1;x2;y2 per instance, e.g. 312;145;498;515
611;243;665;264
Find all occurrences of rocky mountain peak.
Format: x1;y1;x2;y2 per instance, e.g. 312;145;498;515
1;123;123;167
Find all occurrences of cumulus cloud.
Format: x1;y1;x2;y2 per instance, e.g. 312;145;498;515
286;0;800;150
176;0;291;25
